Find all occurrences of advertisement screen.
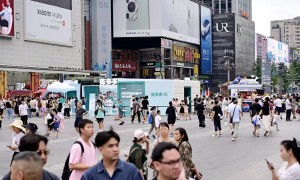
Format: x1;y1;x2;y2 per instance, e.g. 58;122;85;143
113;0;200;45
0;0;14;37
200;5;212;75
24;0;72;46
267;38;289;63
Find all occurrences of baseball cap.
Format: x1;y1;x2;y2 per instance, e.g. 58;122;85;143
22;123;38;133
134;129;149;140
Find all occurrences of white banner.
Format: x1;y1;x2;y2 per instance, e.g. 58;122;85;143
113;0;200;45
24;0;72;46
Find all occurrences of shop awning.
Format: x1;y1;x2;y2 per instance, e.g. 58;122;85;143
228;84;263;90
10;90;33;96
34;88;47;94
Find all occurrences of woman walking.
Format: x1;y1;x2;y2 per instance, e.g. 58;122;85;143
166;101;176;136
95;100;105;132
211;100;223;137
174;127;202;180
74;102;87;134
260;101;272;136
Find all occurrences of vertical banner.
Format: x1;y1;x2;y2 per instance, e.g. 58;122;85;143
200;6;212;74
88;93;96;117
92;0;112;78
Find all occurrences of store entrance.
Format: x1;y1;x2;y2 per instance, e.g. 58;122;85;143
184;86;191;113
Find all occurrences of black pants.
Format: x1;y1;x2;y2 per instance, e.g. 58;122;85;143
20;115;28;125
0;120;2;128
286;109;291;120
214;119;221;131
197;114;205;127
131;111;141;123
64;108;70;117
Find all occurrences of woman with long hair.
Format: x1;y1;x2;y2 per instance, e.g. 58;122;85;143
267;138;300;179
174;127;202;180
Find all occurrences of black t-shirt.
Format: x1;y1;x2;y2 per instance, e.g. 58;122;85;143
6;101;12;108
212;105;222;120
262;105;270;116
195;104;205;116
142;99;149;109
250;103;262;116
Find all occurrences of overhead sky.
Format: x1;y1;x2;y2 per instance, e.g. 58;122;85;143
252;0;300;37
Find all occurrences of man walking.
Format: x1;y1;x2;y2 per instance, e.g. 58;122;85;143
68;119;97;180
6;99;13;120
151;142;184;180
141;96;149;123
193;95;200;115
273;96;283;119
19;100;29;125
195;100;205;128
285;96;292;121
131;98;141;123
228;99;243;141
82;128;143;179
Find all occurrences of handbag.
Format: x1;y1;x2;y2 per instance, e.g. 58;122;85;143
230;105;237;123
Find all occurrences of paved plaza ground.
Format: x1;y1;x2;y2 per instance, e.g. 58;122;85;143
0;112;299;180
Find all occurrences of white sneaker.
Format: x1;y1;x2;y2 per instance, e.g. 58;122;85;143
231;137;235;141
212;134;218;137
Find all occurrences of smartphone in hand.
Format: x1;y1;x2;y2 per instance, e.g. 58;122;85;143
265;159;274;169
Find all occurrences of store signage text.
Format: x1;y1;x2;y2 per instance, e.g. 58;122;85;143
121;91;142;98
150;92;168;97
16;83;26;90
174;50;200;59
112;61;136;71
216;23;229;32
100;78;118;85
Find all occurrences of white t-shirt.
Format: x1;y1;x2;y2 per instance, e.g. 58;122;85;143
274;99;283;107
19;104;28;116
278;161;300;180
228;104;242;123
11;132;25;152
285;99;292;110
155;115;162;128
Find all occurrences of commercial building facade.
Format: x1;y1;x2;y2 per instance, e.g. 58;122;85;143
211;13;255;93
0;0;85;98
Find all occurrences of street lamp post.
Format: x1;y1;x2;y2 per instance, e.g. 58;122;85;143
223;49;235;84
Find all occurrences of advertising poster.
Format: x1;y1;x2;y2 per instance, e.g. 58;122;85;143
24;0;72;46
92;0;112;78
267;38;289;64
200;5;212;74
0;0;14;37
113;0;200;44
118;82;145;113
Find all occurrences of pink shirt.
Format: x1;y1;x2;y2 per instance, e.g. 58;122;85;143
69;138;97;180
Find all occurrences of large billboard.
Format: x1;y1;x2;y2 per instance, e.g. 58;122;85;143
267;38;289;64
200;5;212;75
0;0;14;37
24;0;72;46
113;0;200;45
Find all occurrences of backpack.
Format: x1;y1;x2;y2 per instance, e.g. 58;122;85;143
148;113;153;124
125;147;139;162
61;141;96;180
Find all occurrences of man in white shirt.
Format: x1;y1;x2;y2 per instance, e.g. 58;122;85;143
285;97;292;121
30;98;37;117
19;100;29;125
228;99;243;141
273;96;283;118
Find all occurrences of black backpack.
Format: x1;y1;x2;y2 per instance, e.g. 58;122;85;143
61;141;95;180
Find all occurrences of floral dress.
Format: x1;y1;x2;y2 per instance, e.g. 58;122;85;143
178;141;195;179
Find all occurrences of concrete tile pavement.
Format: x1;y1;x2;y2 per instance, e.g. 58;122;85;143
0;112;299;179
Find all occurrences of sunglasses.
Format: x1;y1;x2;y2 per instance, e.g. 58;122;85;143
36;149;50;156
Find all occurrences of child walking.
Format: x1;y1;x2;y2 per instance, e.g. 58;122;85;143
50;109;60;139
154;110;162;139
252;112;261;137
183;103;191;120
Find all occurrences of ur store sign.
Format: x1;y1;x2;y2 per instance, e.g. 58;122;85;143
112;61;137;71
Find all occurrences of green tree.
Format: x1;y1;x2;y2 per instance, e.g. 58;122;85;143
253;57;262;78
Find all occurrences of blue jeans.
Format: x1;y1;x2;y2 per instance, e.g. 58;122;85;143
6;108;13;119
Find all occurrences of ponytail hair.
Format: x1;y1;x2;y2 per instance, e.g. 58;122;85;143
281;138;300;163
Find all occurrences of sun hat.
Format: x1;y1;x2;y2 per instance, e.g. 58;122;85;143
9;119;26;132
22;123;38;133
134;129;149;140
